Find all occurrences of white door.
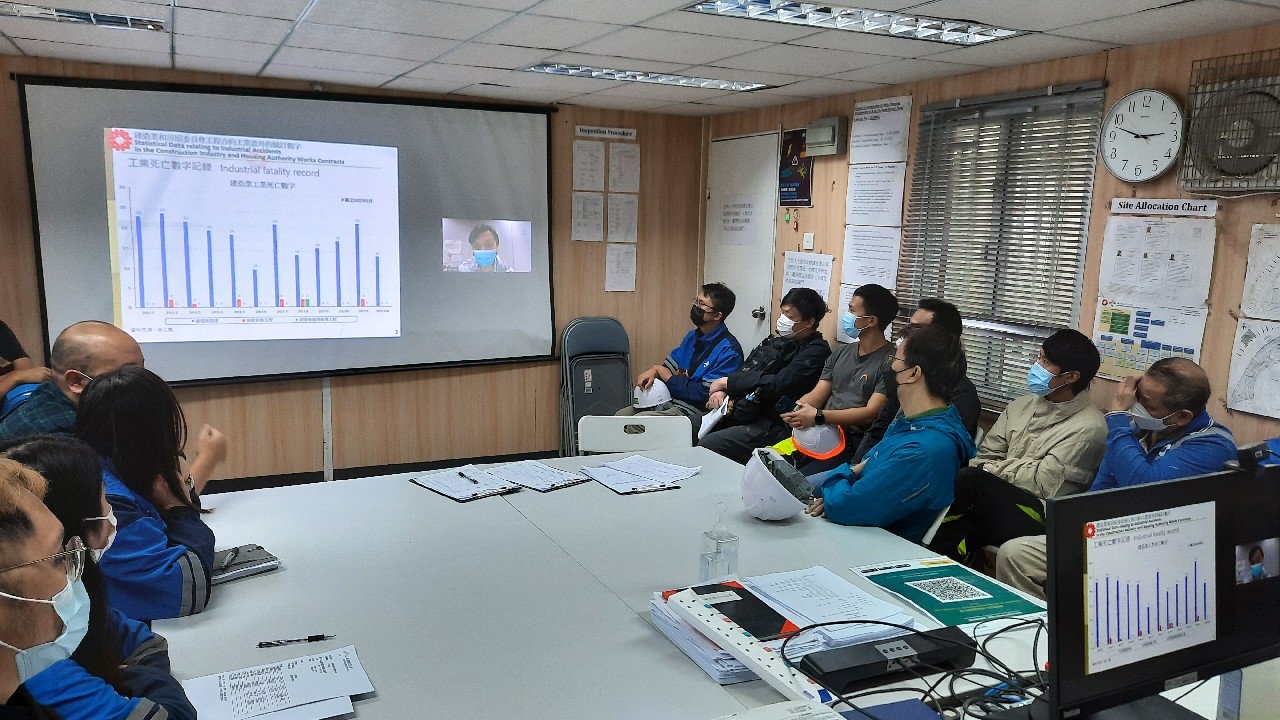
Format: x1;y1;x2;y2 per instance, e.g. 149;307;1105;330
704;133;779;350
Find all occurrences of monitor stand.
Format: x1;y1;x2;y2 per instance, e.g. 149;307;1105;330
986;695;1205;720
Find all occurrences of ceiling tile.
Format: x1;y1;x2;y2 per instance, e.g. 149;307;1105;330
834;57;987;84
437;42;554;68
289;24;460;62
531;0;691;25
173;8;293;44
404;62;513;83
51;0;169;17
270;47;422;75
305;1;513;40
678;65;810;88
909;0;1172;32
592;82;732;102
788;29;954;58
925;32;1115;66
1054;0;1280;44
483;69;623;92
695;90;806;107
452;84;571;102
478;15;622;49
174;34;276;64
261;63;396;88
445;0;543;10
0;16;168;51
13;38;170;67
175;0;310;20
173;55;265;75
382;76;474;94
711;43;888;75
755;77;885;98
572;27;771;66
547;51;689;73
652;101;738;115
559;93;676;111
638;10;823;42
0;34;19;54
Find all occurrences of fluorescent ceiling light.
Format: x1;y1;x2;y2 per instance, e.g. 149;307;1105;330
0;2;165;31
522;63;768;91
684;1;1023;45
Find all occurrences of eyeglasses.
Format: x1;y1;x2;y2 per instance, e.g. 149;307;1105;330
0;536;86;585
692;299;716;313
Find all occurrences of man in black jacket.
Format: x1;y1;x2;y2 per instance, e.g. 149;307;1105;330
700;288;832;464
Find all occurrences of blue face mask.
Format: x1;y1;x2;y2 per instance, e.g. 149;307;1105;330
1026;361;1062;396
0;578;90;682
472;249;498;268
1252;563;1264;579
841;312;872;338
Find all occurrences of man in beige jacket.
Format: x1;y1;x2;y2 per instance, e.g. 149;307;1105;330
928;329;1105;565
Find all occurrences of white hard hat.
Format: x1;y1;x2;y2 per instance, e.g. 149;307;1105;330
634;378;673;410
792;424;846;460
742;448;812;521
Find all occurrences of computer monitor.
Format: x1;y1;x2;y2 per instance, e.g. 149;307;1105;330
1040;465;1280;719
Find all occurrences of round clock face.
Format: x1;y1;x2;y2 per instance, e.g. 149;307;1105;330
1099;89;1185;183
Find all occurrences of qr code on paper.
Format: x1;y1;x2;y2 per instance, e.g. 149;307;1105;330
905;577;992;603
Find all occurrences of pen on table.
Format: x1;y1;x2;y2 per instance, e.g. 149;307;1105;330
257;634;335;648
457;471;480;484
218;546;240;570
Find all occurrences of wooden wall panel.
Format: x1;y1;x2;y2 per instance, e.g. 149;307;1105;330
0;53;705;476
708;25;1280;445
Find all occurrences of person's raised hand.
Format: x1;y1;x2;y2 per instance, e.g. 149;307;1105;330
194;424;228;468
1110;376;1139;413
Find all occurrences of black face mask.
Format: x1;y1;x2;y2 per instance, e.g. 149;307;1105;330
691;305;710;327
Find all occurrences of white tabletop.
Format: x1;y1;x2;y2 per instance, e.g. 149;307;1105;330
154;448;1217;719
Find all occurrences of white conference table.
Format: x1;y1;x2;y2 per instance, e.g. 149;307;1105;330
154;447;1216;719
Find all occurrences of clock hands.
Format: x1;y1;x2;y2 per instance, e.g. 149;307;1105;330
1114;126;1167;140
1114;126;1143;138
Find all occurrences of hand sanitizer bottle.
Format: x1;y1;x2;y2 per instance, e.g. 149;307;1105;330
699;502;739;582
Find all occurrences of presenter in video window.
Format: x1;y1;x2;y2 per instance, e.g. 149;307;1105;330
457;223;510;273
1248;546;1270;582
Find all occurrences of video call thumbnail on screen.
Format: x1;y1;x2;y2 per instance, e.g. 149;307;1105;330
442;218;532;273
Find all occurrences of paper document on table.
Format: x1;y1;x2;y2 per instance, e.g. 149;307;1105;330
603;454;700;482
181;645;373;720
582;465;680;495
745;566;913;644
480;460;589;492
698;401;728;440
252;697;352;720
852;557;1044;630
408;464;521;502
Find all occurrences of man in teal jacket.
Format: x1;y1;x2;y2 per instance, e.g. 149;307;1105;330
806;324;978;543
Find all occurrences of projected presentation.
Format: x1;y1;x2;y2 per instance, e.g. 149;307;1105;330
441;218;532;273
105;128;401;343
1084;502;1216;675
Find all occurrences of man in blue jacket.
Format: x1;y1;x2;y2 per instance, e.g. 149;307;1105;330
996;357;1236;599
623;283;744;422
806;324;978;543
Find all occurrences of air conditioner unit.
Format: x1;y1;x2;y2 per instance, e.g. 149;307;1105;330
1179;49;1280;191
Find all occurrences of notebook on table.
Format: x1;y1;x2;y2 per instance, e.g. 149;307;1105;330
211;544;281;585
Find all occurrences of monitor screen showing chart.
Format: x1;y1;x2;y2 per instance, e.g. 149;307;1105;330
1044;467;1280;719
21;80;553;383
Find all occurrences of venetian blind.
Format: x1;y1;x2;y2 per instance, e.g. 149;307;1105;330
899;86;1104;406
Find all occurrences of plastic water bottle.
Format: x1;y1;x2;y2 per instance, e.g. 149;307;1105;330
699;502;739;582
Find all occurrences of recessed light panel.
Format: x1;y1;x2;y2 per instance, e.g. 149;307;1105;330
0;2;165;31
684;1;1022;45
522;63;769;91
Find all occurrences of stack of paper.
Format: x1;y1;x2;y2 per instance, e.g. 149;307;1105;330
409;464;521;502
480;460;588;492
650;567;914;685
182;645;374;720
583;455;700;494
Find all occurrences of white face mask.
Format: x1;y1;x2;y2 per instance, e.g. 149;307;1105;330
0;578;91;683
775;315;797;338
85;509;117;563
1128;401;1175;431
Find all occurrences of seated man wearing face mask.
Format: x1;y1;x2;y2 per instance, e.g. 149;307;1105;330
0;458;85;720
457;223;510;273
620;283;744;428
700;288;831;464
996;358;1236;600
928;329;1106;565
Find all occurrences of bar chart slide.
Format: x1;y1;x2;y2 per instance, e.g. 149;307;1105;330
1084;501;1216;675
105;127;400;343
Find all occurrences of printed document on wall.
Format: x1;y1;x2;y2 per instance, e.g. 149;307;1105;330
849;95;912;164
572;140;605;191
717;194;764;246
1227;318;1280;419
846;163;906;227
571;192;603;242
782;252;833;302
1092;297;1207;379
1242;224;1280;321
605;243;636;292
841;226;900;289
608;142;641;193
607;193;638;243
1098;217;1215;308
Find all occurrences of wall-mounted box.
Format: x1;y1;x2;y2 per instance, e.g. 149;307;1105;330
805;116;848;157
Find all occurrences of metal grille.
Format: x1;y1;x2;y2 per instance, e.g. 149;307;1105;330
1180;49;1280;191
901;87;1103;407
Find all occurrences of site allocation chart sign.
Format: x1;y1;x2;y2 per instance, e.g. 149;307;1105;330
105;128;401;343
1083;502;1216;675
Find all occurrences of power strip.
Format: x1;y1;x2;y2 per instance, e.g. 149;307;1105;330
667;588;833;703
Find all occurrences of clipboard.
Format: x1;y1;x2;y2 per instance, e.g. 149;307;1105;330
408;466;521;503
582;466;682;495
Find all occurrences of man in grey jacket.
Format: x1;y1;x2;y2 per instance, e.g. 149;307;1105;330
928;329;1105;565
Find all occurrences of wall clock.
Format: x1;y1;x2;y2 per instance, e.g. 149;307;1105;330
1100;88;1185;183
